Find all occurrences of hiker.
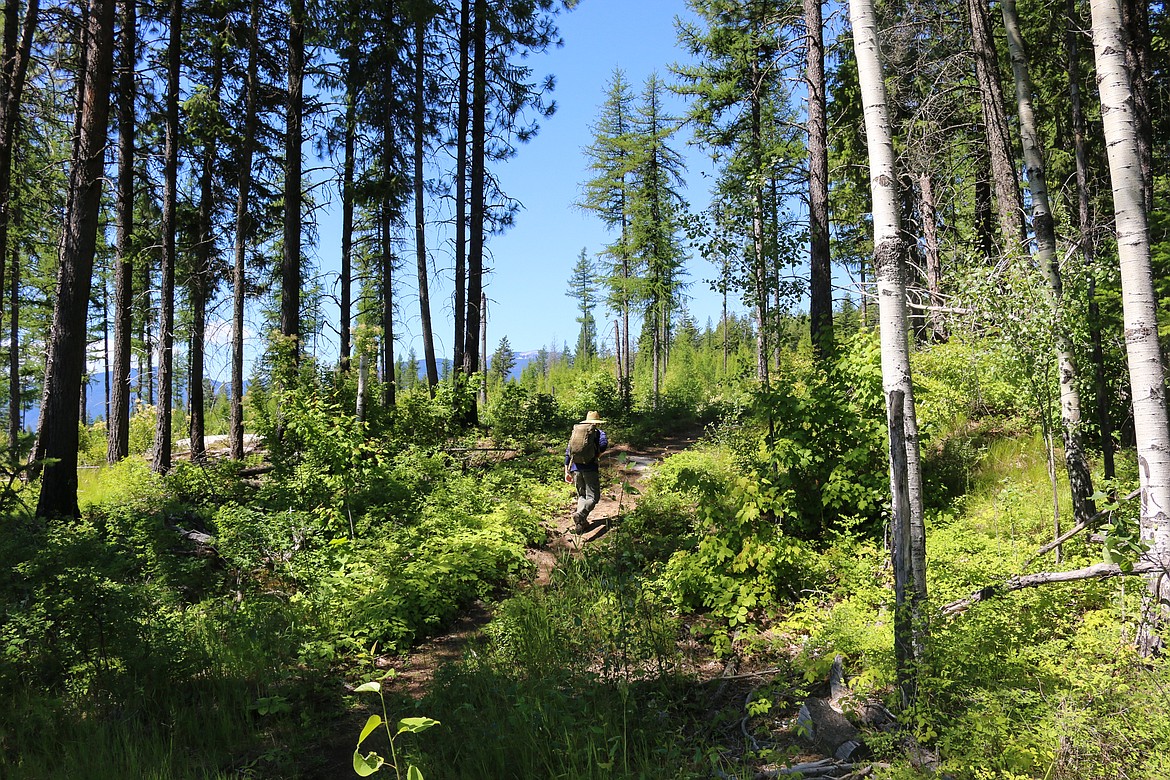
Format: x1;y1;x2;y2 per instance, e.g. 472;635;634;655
564;411;608;533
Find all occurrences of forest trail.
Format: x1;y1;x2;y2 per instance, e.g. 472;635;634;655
384;425;704;699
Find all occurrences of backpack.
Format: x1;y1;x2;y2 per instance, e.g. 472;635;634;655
568;424;599;465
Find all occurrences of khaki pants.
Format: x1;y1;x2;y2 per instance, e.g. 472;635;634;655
572;469;601;528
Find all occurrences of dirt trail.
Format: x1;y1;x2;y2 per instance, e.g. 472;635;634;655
529;426;703;584
386;425;704;698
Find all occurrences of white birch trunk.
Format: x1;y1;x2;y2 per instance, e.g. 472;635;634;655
850;0;928;692
1001;0;1096;529
1089;0;1170;645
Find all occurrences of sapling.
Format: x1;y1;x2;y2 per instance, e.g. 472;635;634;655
353;670;439;778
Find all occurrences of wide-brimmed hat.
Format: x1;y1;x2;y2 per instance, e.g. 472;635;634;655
580;410;606;425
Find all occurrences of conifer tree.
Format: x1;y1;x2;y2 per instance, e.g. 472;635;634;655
565;247;599;366
34;0;117;517
628;73;686;408
579;68;637;392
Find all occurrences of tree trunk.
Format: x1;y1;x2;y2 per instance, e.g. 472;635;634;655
463;0;485;424
34;0;116;517
281;0;304;350
613;318;621;383
750;53;768;387
188;24;223;463
1001;0;1096;528
8;240;19;453
1119;0;1152;211
966;0;1024;246
339;39;356;372
478;291;486;405
151;0;180;475
452;0;469;378
230;0;259;460
414;12;438;393
107;0;134;464
850;0;928;699
381;11;396;411
1089;0;1170;654
1065;0;1114;480
0;0;39;334
918;172;945;342
805;0;832;358
974;155;995;260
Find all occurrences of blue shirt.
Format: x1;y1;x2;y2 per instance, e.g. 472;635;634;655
565;429;608;472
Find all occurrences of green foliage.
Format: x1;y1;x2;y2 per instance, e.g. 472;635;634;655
414;557;720;779
353;672;439;779
560;369;626;423
749;331;889;539
658;472;817;655
486;383;565;440
912;335;1033;436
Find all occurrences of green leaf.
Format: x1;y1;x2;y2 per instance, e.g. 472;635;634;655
407;766;425;780
623;483;640;495
354;681;382;694
397;716;441;734
353;749;385;776
358;714;382;746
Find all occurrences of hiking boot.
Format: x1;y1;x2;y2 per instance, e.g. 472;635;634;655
574;518;588;534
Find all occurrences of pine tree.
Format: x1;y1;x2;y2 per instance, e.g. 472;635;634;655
628;73;687;409
565;247;599;367
579;68;637;392
34;0;118;517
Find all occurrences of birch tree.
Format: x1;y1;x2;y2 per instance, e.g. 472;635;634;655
850;0;927;701
1000;0;1096;531
1088;0;1170;653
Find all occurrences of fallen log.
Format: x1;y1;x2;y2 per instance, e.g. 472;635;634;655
941;558;1168;617
756;758;859;778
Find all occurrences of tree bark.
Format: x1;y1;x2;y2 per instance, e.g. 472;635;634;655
414;12;438;393
1065;0;1114;481
339;38;356;372
918;172;945;342
966;0;1024;247
34;0;116;517
943;559;1169;617
1001;0;1096;528
1089;0;1170;653
850;0;928;701
281;0;304;350
151;0;180;475
1119;0;1151;211
462;0;485;424
750;50;768;388
0;0;39;334
805;0;832;358
7;239;18;453
106;0;134;464
188;19;224;463
230;0;259;460
452;0;469;378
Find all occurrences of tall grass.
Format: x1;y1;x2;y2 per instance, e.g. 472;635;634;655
411;551;737;779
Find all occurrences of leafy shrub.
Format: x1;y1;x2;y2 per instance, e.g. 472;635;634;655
743;331;888;539
487;383;566;440
560;370;624;423
657;475;818;655
913;336;1031;437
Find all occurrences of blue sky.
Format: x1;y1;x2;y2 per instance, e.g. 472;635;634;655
480;0;726;356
